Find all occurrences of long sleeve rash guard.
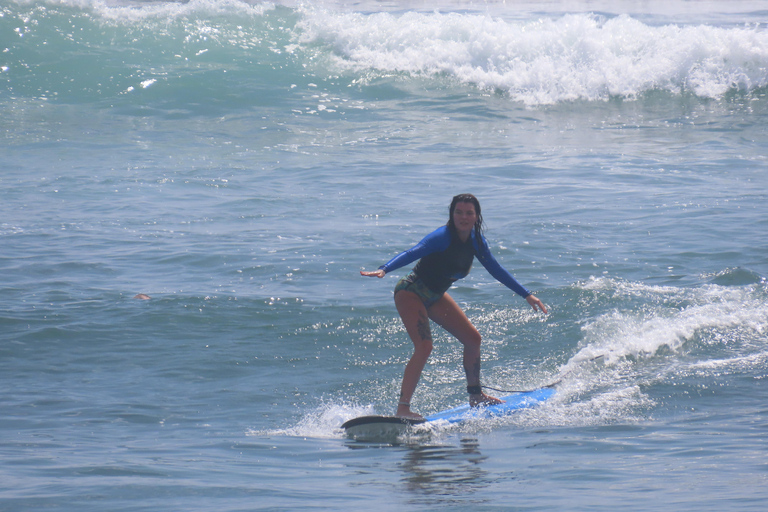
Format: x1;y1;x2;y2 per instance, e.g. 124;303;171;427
378;225;531;298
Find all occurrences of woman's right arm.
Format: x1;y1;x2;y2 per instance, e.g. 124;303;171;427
373;226;451;275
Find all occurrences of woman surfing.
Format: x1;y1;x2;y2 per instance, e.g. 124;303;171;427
361;194;547;420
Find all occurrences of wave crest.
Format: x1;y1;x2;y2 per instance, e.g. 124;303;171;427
298;9;768;104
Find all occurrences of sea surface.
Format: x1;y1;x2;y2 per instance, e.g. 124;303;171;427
2;0;768;510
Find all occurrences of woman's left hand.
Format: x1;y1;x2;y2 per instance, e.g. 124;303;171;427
526;294;548;314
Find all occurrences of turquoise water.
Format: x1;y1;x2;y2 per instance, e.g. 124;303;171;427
2;0;767;510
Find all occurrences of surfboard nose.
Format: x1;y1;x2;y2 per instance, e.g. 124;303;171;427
341;415;427;441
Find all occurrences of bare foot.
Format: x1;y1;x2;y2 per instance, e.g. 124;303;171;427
396;406;425;421
469;393;505;408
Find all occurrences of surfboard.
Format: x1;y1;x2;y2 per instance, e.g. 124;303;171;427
341;387;555;440
341;415;426;440
425;387;555;423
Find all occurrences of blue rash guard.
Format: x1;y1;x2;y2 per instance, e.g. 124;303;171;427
379;225;531;298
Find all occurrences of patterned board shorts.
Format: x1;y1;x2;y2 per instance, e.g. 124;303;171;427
394;272;443;308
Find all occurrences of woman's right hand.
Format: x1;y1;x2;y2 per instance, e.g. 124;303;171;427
360;269;386;278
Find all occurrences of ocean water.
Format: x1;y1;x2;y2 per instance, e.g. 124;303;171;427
2;0;768;510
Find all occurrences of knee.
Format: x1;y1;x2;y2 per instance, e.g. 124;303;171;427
414;340;433;359
462;330;482;350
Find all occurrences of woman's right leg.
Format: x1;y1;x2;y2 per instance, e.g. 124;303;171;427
394;290;433;419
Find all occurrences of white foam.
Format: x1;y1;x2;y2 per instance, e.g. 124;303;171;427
688;350;768;373
248;402;377;439
297;9;768;104
570;277;768;365
39;0;276;23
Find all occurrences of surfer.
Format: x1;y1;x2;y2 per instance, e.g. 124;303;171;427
361;194;547;420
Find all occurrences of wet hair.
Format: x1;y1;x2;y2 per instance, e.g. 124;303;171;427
447;193;484;238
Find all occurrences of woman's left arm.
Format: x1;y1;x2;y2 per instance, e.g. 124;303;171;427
525;294;548;314
474;235;548;313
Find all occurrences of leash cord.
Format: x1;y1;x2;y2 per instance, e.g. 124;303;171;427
481;355;604;394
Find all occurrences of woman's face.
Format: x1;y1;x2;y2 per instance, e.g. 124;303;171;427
452;201;477;234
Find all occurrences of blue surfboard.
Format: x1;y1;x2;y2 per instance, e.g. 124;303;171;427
425;387;555;423
342;387;555;440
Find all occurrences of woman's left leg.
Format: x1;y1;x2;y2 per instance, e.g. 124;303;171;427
427;293;503;406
